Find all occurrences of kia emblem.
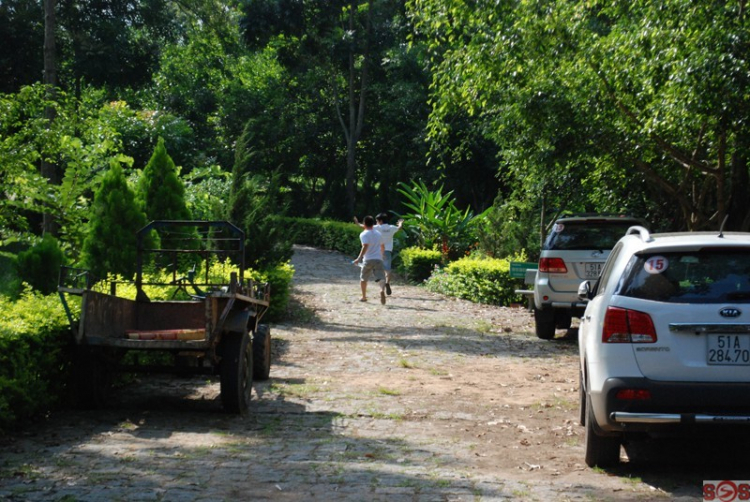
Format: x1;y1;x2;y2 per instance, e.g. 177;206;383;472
719;307;742;318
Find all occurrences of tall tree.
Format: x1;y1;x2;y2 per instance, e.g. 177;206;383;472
0;0;44;94
242;0;408;216
42;0;58;236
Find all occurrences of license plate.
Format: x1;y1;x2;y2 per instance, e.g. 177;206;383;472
584;263;602;279
707;334;750;365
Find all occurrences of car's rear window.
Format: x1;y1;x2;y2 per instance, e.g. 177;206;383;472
543;221;639;251
619;249;750;303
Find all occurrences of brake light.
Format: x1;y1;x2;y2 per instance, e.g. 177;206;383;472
539;257;567;273
602;306;657;343
615;389;652;400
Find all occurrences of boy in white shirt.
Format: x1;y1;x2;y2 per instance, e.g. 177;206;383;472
355;212;403;295
352;215;387;304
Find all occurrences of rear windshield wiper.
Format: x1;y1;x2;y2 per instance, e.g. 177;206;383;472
727;291;750;300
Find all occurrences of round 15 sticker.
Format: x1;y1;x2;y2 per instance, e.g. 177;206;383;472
644;256;669;274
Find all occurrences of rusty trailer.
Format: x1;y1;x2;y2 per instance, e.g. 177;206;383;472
58;220;271;414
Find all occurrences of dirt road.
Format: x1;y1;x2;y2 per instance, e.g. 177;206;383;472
1;245;747;501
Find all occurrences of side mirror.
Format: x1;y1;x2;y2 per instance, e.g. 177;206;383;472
578;280;592;301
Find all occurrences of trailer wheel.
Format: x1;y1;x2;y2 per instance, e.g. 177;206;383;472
73;348;111;409
253;324;272;381
219;330;253;414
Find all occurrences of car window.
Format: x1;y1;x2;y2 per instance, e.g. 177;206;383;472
594;242;624;297
618;248;750;303
543;221;639;251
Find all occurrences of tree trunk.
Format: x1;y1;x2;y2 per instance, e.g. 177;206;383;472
340;0;371;217
42;0;58;236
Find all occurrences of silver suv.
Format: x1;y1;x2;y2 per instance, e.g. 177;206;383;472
532;214;645;339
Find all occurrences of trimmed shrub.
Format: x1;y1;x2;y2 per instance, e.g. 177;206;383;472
0;288;71;434
425;255;525;306
398;246;442;283
15;235;66;295
248;262;295;322
280;217;362;256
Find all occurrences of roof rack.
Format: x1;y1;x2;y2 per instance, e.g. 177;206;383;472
559;212;637;219
625;225;652;242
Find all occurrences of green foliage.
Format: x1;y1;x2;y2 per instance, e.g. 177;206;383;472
408;0;750;231
229;129;294;268
475;195;541;261
397;179;484;259
0;251;19;297
82;160;150;280
424;256;524;307
183;165;232;221
398;246;442;283
278;217;362;256
15;235;66;295
248;262;295;322
0;85;127;252
0;287;71;434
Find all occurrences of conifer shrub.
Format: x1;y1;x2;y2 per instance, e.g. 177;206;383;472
137;138;198;270
82;160;150;280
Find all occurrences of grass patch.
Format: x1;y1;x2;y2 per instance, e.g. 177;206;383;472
367;409;405;421
377;387;401;396
269;381;322;398
399;358;416;369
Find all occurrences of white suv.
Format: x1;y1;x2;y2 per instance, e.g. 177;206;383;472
533;214;644;339
578;226;750;467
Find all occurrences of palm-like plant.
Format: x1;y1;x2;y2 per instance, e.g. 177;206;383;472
397;180;483;260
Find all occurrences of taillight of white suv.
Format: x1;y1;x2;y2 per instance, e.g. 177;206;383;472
539;257;567;273
602;307;658;343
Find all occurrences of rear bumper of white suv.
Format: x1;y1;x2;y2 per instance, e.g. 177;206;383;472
613;412;750;424
593;377;750;433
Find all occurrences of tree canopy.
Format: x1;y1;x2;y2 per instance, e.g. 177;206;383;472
408;0;750;230
2;0;750;283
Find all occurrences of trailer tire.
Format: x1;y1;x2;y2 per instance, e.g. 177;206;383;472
73;348;111;409
253;324;272;381
219;330;253;414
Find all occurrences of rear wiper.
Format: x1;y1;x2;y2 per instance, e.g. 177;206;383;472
727;291;750;300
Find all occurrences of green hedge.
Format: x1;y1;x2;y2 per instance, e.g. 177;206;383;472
279;217;362;256
424;255;525;306
398;246;443;283
0;288;72;434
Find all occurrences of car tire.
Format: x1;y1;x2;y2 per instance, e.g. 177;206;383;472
584;395;621;468
555;310;572;330
534;306;556;340
578;369;586;426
